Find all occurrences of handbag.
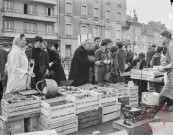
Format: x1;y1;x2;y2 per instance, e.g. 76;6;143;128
104;72;111;82
103;64;111;82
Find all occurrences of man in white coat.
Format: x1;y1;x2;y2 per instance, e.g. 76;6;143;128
6;34;35;93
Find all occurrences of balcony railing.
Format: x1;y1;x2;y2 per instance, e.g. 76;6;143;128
2;29;58;36
2;8;57;18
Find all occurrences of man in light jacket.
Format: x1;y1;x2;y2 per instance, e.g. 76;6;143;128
6;34;35;93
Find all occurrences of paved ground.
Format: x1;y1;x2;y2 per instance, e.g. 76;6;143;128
69;110;173;135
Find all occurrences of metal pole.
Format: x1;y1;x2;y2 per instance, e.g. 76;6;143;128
132;9;136;53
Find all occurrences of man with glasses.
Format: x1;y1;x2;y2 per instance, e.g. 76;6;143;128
25;36;49;90
68;38;95;86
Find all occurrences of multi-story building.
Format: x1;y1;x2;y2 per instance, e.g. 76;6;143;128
124;15;142;52
148;21;167;46
0;0;59;46
59;0;127;57
141;24;154;53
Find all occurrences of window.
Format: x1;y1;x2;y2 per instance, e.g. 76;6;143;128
24;23;36;33
117;0;121;6
117;12;121;22
105;28;111;38
65;2;72;15
105;0;111;4
116;30;121;40
94;0;99;2
93;8;99;19
3;20;14;31
105;10;111;21
65;24;72;36
81;5;87;18
81;25;88;35
65;45;71;57
46;25;54;34
93;26;99;37
82;0;87;5
46;7;54;17
24;4;36;14
4;1;13;11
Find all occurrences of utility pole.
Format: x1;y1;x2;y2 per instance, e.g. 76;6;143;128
132;9;136;53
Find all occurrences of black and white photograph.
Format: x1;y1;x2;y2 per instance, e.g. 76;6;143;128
0;0;173;135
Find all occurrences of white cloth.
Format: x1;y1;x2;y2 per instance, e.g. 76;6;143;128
6;45;29;93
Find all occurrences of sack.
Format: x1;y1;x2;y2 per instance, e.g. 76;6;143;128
104;72;111;82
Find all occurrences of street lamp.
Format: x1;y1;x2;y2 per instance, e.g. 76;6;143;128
132;9;136;53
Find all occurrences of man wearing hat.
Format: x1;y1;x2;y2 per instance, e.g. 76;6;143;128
146;44;156;67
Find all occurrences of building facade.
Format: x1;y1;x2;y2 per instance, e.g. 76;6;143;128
59;0;127;57
0;0;59;46
124;15;142;52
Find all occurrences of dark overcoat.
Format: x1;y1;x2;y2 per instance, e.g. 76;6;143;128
47;48;66;85
68;46;94;86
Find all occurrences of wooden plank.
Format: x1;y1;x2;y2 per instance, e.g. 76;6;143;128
14;130;58;135
102;110;121;123
78;119;101;129
78;107;102;119
5;113;40;122
2;108;40;119
39;116;78;129
79;115;101;124
102;103;121;114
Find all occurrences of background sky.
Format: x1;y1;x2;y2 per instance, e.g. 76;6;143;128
126;0;173;30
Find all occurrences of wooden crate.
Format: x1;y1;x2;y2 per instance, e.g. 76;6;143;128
39;116;78;135
1;96;40;119
78;108;102;130
40;96;76;123
0;116;24;135
113;117;160;135
142;70;164;82
130;69;142;80
102;103;121;123
14;130;58;135
124;86;138;97
67;93;99;114
92;92;118;107
129;96;138;107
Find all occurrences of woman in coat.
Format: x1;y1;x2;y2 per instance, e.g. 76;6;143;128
116;42;127;82
95;40;112;86
46;43;66;85
6;34;35;93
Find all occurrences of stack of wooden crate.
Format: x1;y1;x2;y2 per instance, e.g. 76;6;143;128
0;94;40;135
124;83;139;108
39;96;78;135
67;93;99;114
90;87;121;123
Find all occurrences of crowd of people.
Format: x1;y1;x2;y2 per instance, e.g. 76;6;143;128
0;30;173;114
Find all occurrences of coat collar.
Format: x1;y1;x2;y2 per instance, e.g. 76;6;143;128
12;45;26;55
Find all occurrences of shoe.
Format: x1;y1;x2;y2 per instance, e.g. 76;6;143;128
164;106;173;112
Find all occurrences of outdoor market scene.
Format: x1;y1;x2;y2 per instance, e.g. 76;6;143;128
0;0;173;135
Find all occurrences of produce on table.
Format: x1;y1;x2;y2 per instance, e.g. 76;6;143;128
49;100;72;107
4;93;35;104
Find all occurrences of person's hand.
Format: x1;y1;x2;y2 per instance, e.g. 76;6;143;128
95;61;101;65
27;72;35;77
159;66;165;73
88;56;95;61
29;60;35;67
49;62;54;67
